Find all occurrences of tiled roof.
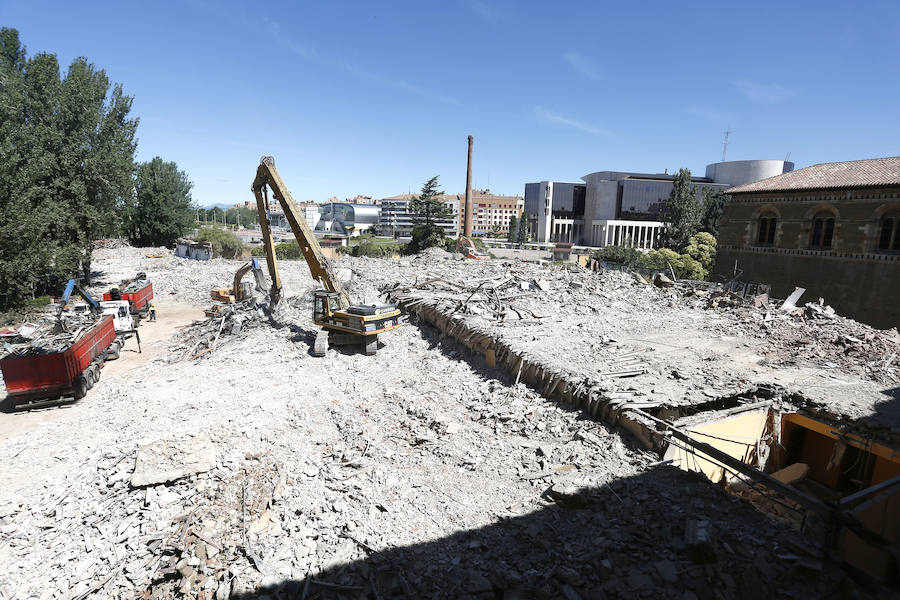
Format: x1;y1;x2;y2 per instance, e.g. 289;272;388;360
727;156;900;194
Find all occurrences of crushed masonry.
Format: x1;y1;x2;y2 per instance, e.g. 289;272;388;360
0;245;897;598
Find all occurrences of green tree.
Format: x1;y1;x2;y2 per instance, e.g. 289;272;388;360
517;214;529;247
683;232;717;277
195;227;244;258
408;176;451;253
700;188;730;237
507;214;518;243
409;176;451;228
659;168;700;252
127;157;195;246
0;28;137;303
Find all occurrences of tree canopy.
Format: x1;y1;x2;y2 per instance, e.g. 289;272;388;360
700;188;730;238
507;214;518;243
126;157;196;246
659;168;700;252
407;176;452;253
0;27;137;303
0;28;198;307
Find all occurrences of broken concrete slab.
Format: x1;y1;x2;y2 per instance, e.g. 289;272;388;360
131;433;216;488
771;463;809;485
780;287;805;312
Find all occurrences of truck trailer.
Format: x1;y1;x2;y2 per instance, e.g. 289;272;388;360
103;279;153;322
0;314;117;403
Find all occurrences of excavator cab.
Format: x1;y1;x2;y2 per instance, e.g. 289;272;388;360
313;291;342;321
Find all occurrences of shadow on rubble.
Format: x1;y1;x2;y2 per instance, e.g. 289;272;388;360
874;387;900;428
230;466;881;600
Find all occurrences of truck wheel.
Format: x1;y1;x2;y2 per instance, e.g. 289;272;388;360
86;367;96;389
364;336;378;356
73;376;88;399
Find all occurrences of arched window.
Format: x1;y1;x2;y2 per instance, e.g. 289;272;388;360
757;212;777;245
878;214;900;252
810;211;835;248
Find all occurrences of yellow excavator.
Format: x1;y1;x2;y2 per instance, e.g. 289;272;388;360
251;156;403;356
210;258;266;303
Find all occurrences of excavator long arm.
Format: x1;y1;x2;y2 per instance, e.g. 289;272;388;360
251;156;349;308
232;257;266;297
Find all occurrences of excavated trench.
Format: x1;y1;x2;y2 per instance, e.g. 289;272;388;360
390;291;900;583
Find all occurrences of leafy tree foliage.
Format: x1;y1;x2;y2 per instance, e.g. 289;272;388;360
700;188;730;238
252;241;303;260
407;176;452;253
126;157;195;246
592;234;717;281
659;168;700;252
226;206;259;228
683;232;717;276
517;214;529;247
195;227;244;259
507;214;518;243
0;28;137;305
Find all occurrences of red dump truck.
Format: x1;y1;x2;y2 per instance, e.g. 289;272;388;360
0;315;117;403
103;279;153;321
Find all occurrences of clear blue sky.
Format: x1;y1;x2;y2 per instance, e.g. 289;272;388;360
3;1;898;207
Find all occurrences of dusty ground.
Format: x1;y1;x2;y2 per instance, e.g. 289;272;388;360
0;246;894;599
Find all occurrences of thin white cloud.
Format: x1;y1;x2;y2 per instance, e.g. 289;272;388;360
562;52;601;80
534;107;609;137
733;79;797;104
264;17;458;106
468;0;501;22
263;17;316;60
684;105;731;124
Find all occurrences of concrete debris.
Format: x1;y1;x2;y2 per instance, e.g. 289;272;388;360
131;433;217;487
166;302;269;361
780;287;806;312
92;238;132;250
0;246;893;599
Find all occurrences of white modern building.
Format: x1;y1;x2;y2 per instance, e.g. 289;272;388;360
378;195;459;238
524;159;794;248
268;201;321;232
315;202;380;236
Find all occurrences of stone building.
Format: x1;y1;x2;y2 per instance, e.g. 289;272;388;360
714;156;900;329
457;190;524;237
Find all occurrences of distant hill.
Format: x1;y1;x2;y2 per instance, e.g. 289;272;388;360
200;203;233;210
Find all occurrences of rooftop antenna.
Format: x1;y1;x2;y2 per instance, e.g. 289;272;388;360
721;129;731;162
784;151;791;162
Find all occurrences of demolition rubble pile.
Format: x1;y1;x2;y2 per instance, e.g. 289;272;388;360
0;248;894;599
0;312;98;360
92;238;132;250
89;246;318;309
165;302;268;362
0;336;861;600
341;253;898;417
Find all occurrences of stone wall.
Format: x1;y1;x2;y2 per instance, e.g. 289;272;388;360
714;186;900;329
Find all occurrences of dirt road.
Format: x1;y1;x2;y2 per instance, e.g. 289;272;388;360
0;298;204;442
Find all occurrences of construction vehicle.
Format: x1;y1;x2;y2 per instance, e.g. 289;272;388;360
102;273;153;323
251;156;403;356
211;258;266;303
1;314;117;402
60;279;140;356
458;236;489;260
